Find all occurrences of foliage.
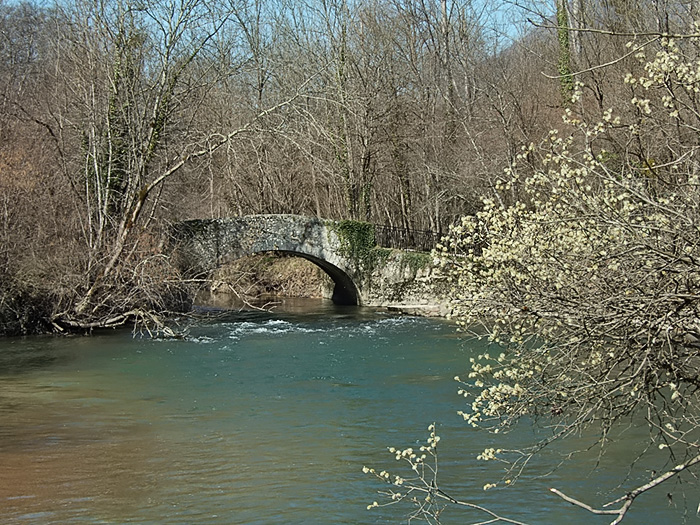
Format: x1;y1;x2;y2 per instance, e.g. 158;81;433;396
331;220;377;264
363;35;700;523
555;0;574;102
368;246;394;270
330;220;430;277
363;424;527;525
433;35;700;521
398;251;432;274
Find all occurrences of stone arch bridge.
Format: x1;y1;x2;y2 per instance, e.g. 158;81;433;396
167;214;444;312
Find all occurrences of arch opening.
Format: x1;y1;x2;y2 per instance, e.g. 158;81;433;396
219;250;360;306
268;250;359;306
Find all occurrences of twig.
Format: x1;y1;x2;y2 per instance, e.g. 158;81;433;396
435;488;531;525
541;36;661;79
550;452;700;524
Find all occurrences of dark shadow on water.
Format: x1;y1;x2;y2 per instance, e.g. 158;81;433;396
0;339;66;376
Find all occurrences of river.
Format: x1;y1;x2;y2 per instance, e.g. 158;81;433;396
0;299;691;523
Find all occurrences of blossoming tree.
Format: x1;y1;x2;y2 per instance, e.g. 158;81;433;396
366;31;700;524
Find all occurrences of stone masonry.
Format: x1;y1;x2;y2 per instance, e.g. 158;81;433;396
167;214;447;314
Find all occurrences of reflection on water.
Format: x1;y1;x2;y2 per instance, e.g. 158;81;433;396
0;341;62;376
0;300;693;524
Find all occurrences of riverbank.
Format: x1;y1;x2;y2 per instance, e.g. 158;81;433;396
0;251;449;337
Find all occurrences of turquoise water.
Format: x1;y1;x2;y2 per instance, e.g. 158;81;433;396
0;299;693;523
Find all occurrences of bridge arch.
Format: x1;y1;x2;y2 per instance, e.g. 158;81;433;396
168;215;364;306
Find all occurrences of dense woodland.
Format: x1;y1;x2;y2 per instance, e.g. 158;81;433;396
0;0;691;333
